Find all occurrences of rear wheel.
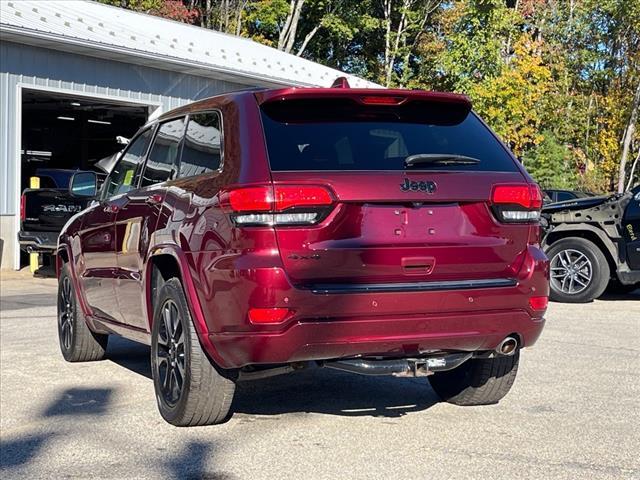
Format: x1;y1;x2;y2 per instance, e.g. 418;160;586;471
428;352;519;406
151;278;236;427
547;237;610;303
57;264;108;362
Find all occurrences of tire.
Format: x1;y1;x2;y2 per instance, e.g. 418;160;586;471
57;263;108;362
547;237;610;303
151;278;236;427
429;352;520;406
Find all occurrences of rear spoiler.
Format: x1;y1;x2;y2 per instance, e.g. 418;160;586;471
254;88;472;110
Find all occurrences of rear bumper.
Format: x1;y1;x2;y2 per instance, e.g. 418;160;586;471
210;310;545;368
195;248;548;368
18;231;58;252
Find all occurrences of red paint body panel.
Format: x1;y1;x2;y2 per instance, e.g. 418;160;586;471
58;87;549;370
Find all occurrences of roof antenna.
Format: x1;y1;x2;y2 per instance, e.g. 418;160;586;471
331;77;350;89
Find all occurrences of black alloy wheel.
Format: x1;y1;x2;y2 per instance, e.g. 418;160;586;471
58;276;74;351
56;263;108;362
155;299;186;407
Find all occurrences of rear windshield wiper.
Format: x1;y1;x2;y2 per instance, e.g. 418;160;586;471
404;154;481;167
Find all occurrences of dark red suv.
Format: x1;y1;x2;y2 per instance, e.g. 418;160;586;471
56;86;548;426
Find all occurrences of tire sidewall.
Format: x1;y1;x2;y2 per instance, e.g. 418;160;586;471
547;238;609;303
151;279;193;424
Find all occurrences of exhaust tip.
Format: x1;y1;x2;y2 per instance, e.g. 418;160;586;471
497;336;518;356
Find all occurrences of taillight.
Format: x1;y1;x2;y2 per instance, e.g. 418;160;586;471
273;186;332;210
491;184;542;223
248;307;294;324
221;185;334;227
529;296;548;311
228;186;272;212
20;194;26;222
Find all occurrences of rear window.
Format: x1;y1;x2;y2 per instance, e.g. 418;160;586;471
260;98;518;172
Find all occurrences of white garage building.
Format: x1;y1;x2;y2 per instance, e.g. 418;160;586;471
0;0;376;270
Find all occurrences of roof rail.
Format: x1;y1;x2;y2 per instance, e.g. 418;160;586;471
331;77;351;89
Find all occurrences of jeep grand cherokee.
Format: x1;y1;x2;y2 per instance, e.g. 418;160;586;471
56;85;548;426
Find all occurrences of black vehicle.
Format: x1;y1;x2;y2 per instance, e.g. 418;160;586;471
543;189;593;204
18;171;99;254
541;184;640;302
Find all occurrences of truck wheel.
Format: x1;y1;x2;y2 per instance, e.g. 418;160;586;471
547;237;610;303
428;352;519;406
151;278;236;427
57;264;108;362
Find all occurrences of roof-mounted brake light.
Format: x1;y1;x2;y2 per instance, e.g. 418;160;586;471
360;96;406;105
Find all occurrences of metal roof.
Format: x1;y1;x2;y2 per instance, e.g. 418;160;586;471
0;0;379;89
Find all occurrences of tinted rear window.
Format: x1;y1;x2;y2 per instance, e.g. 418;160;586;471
260;99;517;172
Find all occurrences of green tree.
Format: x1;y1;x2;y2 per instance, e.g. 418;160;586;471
522;131;576;189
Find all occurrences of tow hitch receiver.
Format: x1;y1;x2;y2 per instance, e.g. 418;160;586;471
323;353;473;377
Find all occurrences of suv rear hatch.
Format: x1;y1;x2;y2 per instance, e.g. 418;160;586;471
244;90;541;289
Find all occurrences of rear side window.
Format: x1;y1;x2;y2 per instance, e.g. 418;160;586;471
260;99;517;172
105;127;153;198
141;117;185;187
178;112;222;178
37;176;58;189
556;191;575;202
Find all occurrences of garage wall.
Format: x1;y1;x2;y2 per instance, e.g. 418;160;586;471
0;41;255;269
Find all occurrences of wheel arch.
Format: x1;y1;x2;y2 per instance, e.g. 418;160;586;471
56;242;94;318
56;239;72;277
145;247;227;367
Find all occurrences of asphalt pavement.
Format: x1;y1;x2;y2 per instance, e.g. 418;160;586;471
1;270;638;480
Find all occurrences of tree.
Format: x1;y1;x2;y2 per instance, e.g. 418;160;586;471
618;83;640;192
522;131;576;189
381;0;441;87
99;0;199;23
99;0;640;193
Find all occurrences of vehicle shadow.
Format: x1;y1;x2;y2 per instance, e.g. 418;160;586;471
597;289;639;301
107;335;152;378
232;368;439;418
107;337;439;418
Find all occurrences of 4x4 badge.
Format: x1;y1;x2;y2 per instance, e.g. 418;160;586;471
400;178;436;193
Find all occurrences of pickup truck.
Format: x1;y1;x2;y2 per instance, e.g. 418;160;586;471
19;168;105;254
541;184;640;302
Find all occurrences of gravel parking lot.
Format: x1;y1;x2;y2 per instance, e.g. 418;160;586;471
1;271;638;480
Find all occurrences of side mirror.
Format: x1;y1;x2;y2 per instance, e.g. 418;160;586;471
69;171;97;198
